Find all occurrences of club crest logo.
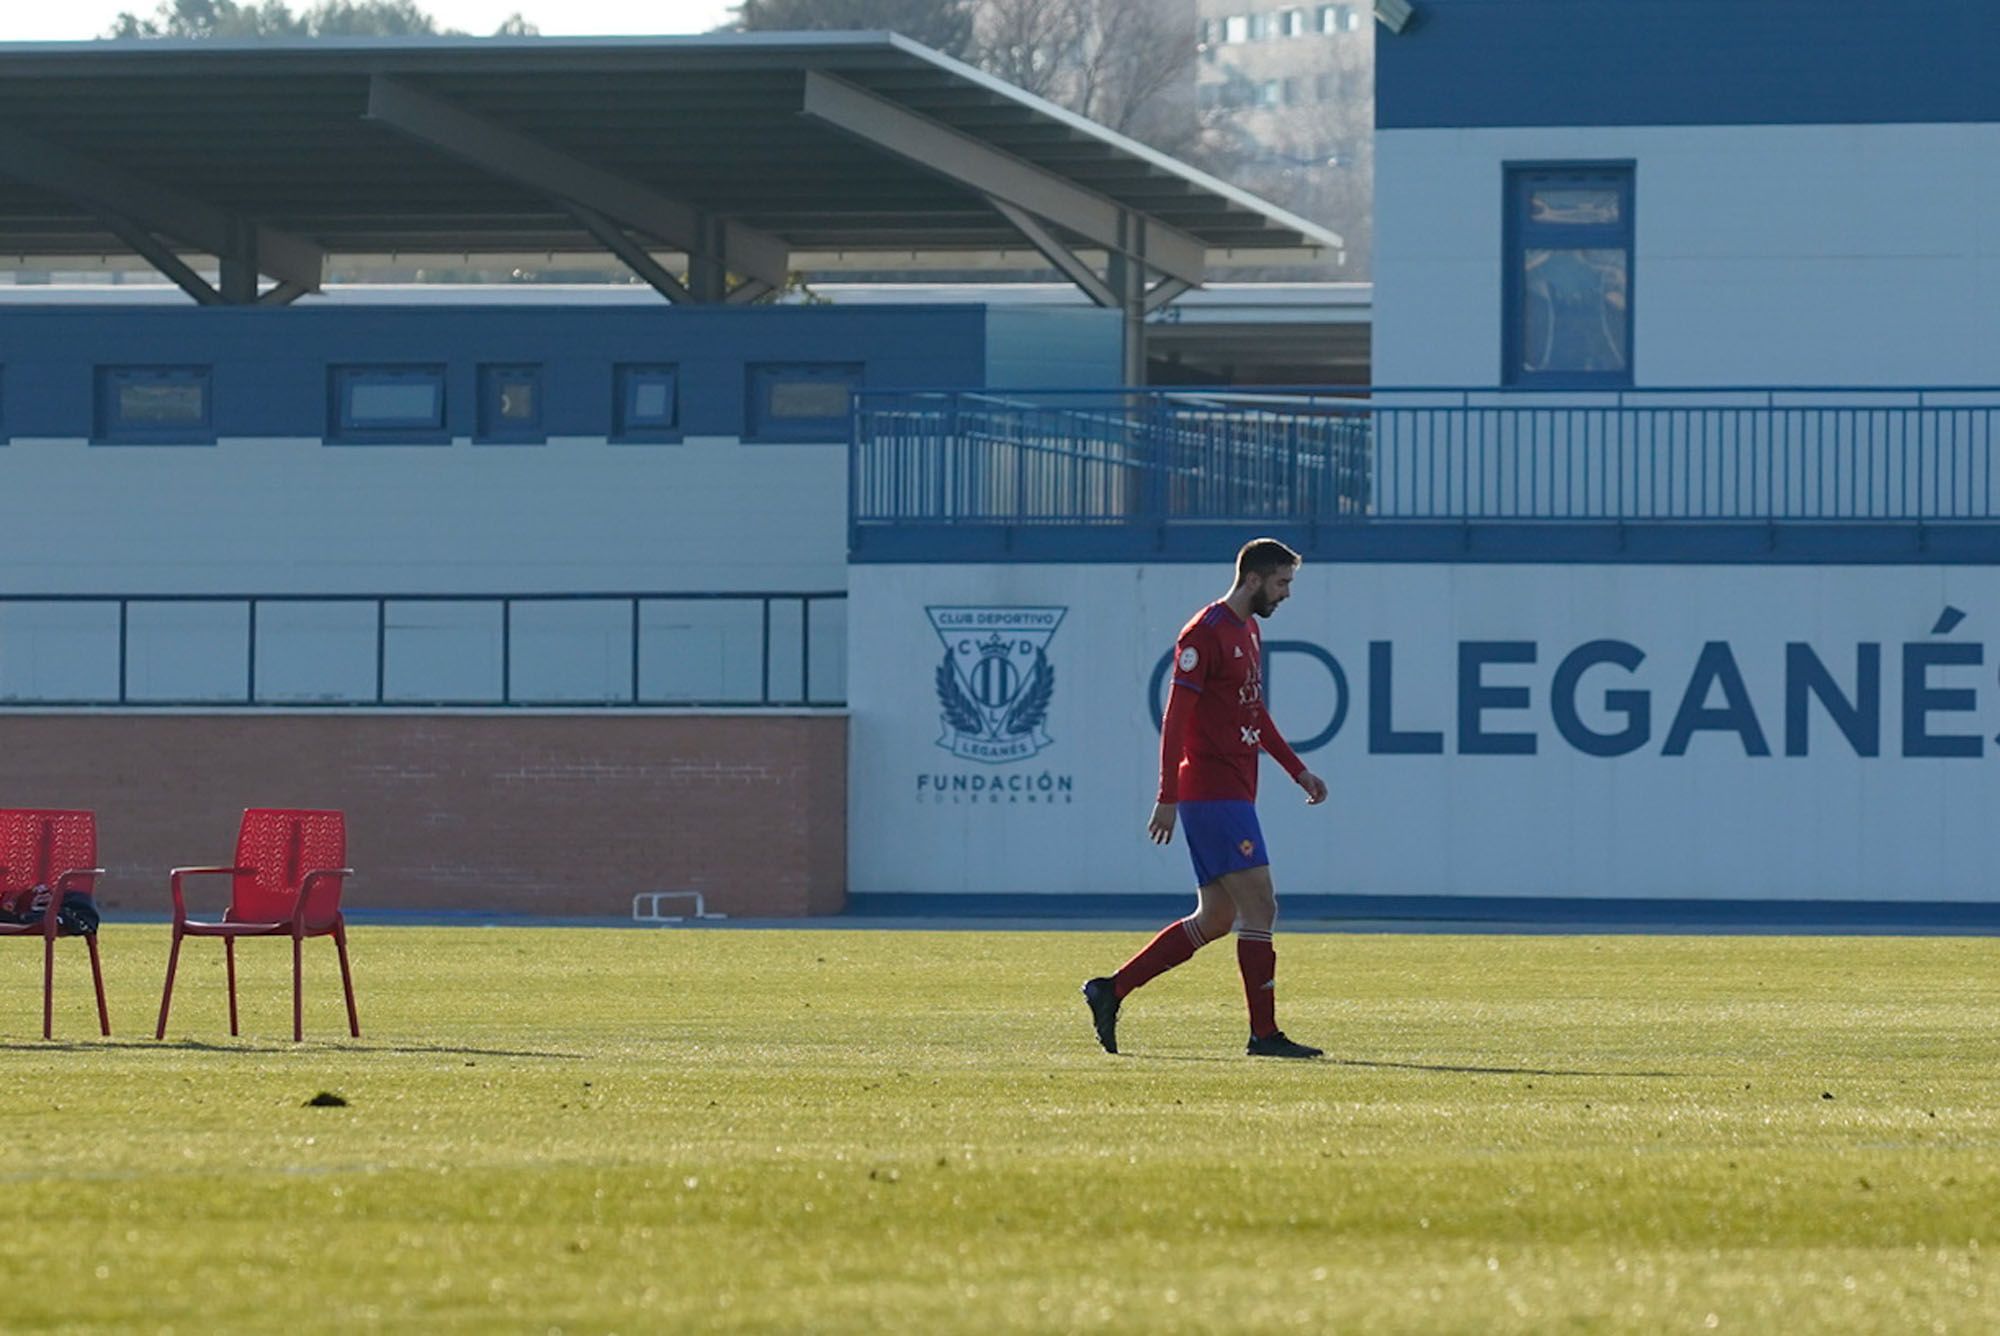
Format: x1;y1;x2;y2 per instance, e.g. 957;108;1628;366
927;606;1065;764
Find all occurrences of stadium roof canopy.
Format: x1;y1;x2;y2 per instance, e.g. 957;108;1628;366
0;32;1342;334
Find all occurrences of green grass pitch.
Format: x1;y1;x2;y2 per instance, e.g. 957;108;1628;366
2;925;1995;1332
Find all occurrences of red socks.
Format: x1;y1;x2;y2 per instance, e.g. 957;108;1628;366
1113;915;1211;998
1114;918;1280;1039
1237;929;1277;1037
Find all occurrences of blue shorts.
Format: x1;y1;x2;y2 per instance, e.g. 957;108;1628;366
1179;799;1268;888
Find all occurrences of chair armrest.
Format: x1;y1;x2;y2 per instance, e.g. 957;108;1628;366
293;868;355;930
169;866;255;921
55;868;107;893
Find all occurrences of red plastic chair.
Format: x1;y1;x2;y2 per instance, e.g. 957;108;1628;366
155;809;358;1043
0;809;111;1040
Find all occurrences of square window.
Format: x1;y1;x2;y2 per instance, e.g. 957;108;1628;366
478;364;544;442
1224;14;1248;41
614;364;680;440
1504;163;1636;388
94;366;212;444
747;363;861;442
332;365;447;441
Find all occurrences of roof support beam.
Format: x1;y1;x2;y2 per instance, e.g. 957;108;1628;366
985;195;1115;308
256;279;314;306
800;71;1205;288
1105;215;1149;386
88;207;222;306
0;124;323;297
1144;277;1193;315
559;200;696;304
365;76;788;292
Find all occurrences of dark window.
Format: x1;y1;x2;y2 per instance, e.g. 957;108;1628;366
747;363;862;442
478;364;544;443
95;366;212;444
332;365;447;441
1503;163;1636;388
614;364;680;440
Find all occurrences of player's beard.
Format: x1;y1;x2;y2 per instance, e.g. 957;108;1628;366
1251;588;1280;617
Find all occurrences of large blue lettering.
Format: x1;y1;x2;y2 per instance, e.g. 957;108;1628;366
1901;640;1983;758
1784;643;1880;757
1457;641;1537;755
1368;641;1442;754
1551;639;1650;757
1663;642;1770;757
1263;640;1349;752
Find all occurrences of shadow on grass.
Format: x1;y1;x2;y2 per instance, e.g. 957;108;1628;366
1334;1056;1681;1078
1127;1053;1680;1077
0;1038;581;1059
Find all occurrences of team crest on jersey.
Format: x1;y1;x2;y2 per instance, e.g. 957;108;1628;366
926;606;1065;763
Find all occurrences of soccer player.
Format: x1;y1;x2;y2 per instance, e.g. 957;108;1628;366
1082;537;1329;1059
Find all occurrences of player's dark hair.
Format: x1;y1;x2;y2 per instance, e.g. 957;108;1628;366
1235;537;1301;581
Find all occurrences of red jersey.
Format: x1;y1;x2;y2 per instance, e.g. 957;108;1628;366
1159;600;1301;803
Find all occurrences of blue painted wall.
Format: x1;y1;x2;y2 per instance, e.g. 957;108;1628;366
982;307;1123;388
1378;1;2000;130
0;303;1119;441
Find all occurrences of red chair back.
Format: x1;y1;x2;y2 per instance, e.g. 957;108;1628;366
0;810;97;912
231;809;346;927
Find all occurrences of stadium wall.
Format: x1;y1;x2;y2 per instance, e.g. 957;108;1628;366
0;712;845;919
0;302;1114;705
847;560;2000;903
1372;0;2000;388
0;304;991;598
1374;122;2000;388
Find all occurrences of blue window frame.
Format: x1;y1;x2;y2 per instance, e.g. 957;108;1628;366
1503;163;1635;388
746;363;862;442
613;364;680;441
477;364;544;443
331;365;448;442
94;366;214;444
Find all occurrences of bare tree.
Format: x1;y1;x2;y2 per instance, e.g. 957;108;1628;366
106;0;532;39
974;0;1197;151
733;0;977;58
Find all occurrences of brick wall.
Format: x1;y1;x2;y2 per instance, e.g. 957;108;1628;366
0;714;846;918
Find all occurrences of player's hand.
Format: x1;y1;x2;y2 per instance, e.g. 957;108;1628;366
1297;771;1328;805
1148;802;1178;844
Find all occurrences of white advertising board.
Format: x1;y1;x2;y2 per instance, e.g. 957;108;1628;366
848;562;2000;902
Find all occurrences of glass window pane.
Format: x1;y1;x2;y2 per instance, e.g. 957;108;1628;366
350;381;440;425
615;365;678;436
118;379;205;423
1521;248;1629;375
768;379;851;420
497;380;536;420
633;381;672;421
1529;187;1621;226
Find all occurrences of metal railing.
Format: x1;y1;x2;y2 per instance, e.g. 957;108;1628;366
0;591;845;709
853;388;1370;526
852;387;2000;526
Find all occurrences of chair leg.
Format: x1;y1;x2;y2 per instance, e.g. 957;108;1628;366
41;934;55;1041
225;938;240;1037
87;935;111;1037
292;934;303;1043
156;927;183;1041
334;925;360;1038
